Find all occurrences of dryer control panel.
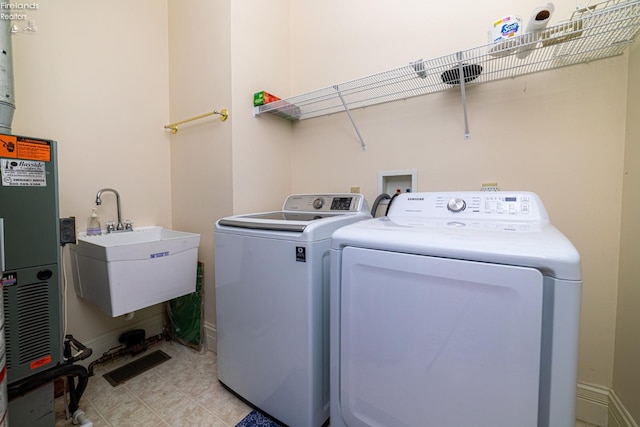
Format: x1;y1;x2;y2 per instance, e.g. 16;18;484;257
283;193;368;213
388;191;549;223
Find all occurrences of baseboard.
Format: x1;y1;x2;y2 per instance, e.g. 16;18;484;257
204;321;217;354
576;382;638;427
77;313;164;368
577;382;611;426
609;388;639;427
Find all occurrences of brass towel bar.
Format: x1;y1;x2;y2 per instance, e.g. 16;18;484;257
164;108;229;134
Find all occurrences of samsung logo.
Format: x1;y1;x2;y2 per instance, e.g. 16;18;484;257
407;197;424;201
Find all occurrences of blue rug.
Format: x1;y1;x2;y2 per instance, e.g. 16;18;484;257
235;410;284;427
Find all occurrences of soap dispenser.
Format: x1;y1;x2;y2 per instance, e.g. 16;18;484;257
87;208;102;236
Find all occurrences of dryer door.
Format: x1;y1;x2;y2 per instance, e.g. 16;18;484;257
338;246;544;427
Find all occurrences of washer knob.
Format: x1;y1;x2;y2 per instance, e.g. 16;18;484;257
313;197;325;209
447;198;466;213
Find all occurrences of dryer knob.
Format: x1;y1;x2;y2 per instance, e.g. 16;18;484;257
313;197;325;209
447;198;466;213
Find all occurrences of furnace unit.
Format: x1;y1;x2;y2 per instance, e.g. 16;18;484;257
0;133;63;384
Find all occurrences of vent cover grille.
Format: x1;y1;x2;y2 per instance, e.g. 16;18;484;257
2;286;11;369
16;282;52;364
3;282;53;370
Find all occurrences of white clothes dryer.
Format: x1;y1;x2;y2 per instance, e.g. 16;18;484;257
215;194;371;427
330;191;582;427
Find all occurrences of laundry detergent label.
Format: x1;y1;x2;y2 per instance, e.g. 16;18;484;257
1;159;47;187
296;246;306;262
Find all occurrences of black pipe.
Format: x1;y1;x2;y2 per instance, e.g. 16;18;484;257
8;334;92;414
8;363;89;413
64;334;92;364
385;191;402;216
88;331;166;376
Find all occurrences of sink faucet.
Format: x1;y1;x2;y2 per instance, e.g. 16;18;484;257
95;188;131;232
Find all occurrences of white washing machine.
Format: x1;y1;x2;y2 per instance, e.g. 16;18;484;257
330;191;582;427
215;193;371;427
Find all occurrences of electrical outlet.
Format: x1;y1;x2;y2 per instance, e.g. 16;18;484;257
350;186;361;194
481;182;499;192
59;216;77;245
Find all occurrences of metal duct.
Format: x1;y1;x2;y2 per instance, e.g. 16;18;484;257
0;19;15;133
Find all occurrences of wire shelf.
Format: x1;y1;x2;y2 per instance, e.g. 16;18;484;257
254;0;640;121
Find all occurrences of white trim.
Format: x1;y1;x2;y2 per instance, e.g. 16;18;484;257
577;382;610;426
575;382;639;427
609;388;639;427
204;321;217;354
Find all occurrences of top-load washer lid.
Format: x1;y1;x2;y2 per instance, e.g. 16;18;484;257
217;193;370;233
218;212;342;232
331;191;581;281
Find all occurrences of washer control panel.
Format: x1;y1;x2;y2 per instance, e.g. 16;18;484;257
283;194;367;213
388;191;548;223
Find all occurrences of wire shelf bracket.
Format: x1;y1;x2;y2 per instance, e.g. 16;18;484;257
334;85;367;151
457;52;471;140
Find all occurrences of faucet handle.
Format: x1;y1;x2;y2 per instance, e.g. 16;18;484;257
125;219;133;231
106;221;115;233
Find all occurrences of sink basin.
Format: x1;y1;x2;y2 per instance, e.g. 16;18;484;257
70;226;200;317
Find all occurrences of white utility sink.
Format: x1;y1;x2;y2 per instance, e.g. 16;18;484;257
70;226;200;317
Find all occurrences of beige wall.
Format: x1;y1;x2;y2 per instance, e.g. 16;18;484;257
166;0;294;330
169;0;291;330
614;39;640;421
8;0;294;353
289;0;627;391
229;0;293;215
167;0;233;336
11;1;172;341
8;2;640;422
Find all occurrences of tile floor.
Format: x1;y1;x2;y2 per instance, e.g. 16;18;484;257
55;340;252;427
54;339;601;427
